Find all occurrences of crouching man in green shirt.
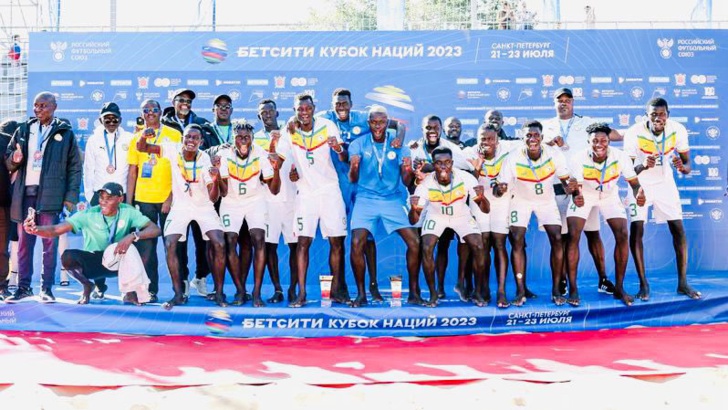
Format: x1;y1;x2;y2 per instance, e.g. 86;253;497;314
23;182;161;305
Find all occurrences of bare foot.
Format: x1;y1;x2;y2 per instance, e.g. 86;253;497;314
351;295;368;308
551;294;566;306
252;295;266;308
122;292;141;306
407;295;425;306
471;293;488;307
162;294;188;310
454;283;468;302
77;282;93;305
567;291;580;307
267;290;284;304
614;289;634;306
212;292;228;307
424;295;439;308
636;284;651;301
677;284;701;299
288;294;307;308
496;292;510;308
231;292;247;306
512;292;527;307
437;290;446;299
369;283;384;302
331;292;351;305
524;288;537;299
287;287;297;302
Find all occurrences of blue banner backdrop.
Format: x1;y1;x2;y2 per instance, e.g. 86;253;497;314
28;29;726;286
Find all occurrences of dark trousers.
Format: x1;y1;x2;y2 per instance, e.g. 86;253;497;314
61;249;117;281
0;206;10;289
134;201;179;294
17;193;59;290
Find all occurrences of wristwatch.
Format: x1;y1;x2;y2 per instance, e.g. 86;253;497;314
132;231;140;242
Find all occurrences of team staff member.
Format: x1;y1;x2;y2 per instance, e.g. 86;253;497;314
127;99;181;303
4;92;82;304
623;97;699;300
348;105;420;307
23;182;161;305
410;146;490;307
567;123;646;307
316;88;405;302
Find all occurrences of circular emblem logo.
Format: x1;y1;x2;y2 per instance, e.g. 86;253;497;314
387;151;397;160
205;310;232;334
202;39;228;65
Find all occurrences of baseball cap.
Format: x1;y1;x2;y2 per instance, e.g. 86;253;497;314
98;182;124;197
173;89;196;101
99;102;121;118
554;88;573;99
213;94;232;106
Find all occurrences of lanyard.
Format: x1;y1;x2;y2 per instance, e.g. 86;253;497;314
592;151;609;191
173;115;187;130
232;147;252;180
213;123;231;145
370;135;388;179
151;127;162;144
178;152;199;183
300;121;315;152
559;117;575;141
103;212;120;245
36;123;52;152
653;130;667;158
423;139;437;163
525;148;543;183
103;130;117;168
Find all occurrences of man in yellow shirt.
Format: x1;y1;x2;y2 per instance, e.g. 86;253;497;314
126;99;182;303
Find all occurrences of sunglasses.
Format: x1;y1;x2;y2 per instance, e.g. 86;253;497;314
103;117;120;124
142;107;160;114
175;98;193;105
215;104;232;110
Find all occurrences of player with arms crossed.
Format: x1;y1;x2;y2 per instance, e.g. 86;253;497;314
567;123;646;306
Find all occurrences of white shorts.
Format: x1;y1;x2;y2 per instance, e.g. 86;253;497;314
164;206;223;241
474;197;510;234
510;197;561;229
421;214;480;241
625;182;682;223
294;192;348;239
567;192;627;222
219;197;267;234
554;193;600;234
265;200;296;244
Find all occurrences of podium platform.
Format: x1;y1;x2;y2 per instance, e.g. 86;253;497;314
2;271;726;338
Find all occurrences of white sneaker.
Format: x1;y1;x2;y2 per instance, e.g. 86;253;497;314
191;277;209;296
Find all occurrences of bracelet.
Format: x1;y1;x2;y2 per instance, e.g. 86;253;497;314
132;231;140;242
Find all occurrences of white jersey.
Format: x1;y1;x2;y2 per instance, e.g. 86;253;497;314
463;141;519;202
499;145;570;202
414;168;480;218
542;114;595;161
277;118;342;196
408;138;474;172
218;143;274;202
623;119;689;186
569;147;637;198
253;128;296;203
160;142;214;210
